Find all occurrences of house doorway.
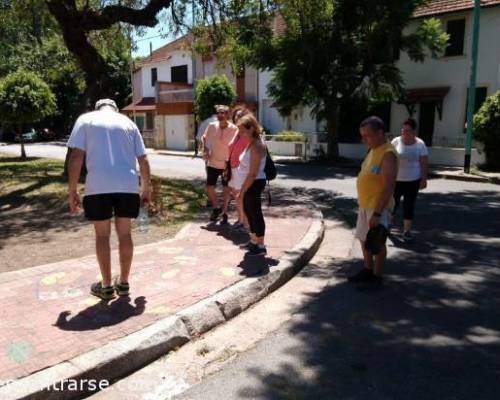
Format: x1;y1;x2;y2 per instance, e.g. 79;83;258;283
418;102;436;146
165;115;189;150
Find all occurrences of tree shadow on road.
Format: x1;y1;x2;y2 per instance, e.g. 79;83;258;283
237;188;500;400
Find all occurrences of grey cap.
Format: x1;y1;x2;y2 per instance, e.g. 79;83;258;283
95;98;118;111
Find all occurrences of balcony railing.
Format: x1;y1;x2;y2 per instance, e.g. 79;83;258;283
156;81;194;104
158;89;194;103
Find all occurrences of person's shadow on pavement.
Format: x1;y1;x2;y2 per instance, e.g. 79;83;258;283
54;296;147;331
201;222;250;246
237;254;279;277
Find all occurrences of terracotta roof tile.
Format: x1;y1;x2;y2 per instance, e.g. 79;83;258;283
122;97;156;112
138;35;192;66
414;0;500;18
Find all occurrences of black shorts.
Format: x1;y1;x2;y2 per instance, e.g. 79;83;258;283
206;166;228;187
83;193;140;221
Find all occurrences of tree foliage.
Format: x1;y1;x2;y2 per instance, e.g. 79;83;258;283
194;75;236;121
0;1;133;134
200;0;449;158
473;91;500;170
0;70;57;158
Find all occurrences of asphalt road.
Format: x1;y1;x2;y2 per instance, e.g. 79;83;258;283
173;171;500;400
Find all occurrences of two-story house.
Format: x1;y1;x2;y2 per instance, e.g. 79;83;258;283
258;0;500;165
123;35;258;150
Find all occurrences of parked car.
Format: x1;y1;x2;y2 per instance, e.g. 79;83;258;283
15;128;38;143
38;128;56;141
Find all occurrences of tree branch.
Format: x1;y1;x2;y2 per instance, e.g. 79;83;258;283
81;0;173;31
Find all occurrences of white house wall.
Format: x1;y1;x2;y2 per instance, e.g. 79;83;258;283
258;69;317;134
132;70;143;102
141;50;193;98
391;7;500;147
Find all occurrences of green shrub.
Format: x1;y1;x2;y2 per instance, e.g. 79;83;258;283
194;75;236;122
474;91;500;170
272;131;306;142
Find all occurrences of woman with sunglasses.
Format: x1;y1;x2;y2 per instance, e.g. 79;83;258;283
227;106;251;230
234;113;268;256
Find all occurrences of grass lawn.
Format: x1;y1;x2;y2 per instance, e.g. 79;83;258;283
0;154;206;273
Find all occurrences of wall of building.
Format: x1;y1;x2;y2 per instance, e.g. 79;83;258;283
258;70;318;134
154;115;166;149
132;71;143;103
245;67;259;102
141;50;194;98
391;7;500;147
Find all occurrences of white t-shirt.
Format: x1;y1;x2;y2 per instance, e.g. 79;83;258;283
67;109;146;196
391;136;428;182
231;142;267;190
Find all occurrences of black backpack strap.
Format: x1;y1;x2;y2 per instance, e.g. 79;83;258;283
267;180;272;206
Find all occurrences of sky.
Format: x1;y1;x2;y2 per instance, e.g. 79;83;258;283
132;26;178;58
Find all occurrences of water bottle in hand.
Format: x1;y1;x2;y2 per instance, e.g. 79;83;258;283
137;207;149;233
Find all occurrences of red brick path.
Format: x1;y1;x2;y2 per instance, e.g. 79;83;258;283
0;204;312;381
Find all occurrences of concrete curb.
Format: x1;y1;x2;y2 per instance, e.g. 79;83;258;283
0;210;324;400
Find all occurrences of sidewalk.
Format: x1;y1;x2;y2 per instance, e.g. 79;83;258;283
154;149;305;164
430;166;500;184
0;200;320;393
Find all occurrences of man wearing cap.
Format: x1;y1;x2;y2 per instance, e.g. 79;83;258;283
201;105;238;223
348;116;398;287
67;99;151;300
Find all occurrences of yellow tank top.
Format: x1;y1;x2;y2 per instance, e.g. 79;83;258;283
356;142;398;210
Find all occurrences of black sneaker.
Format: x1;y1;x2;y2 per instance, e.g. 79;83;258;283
221;213;228;225
347;268;373;283
210;208;222;221
239;241;255;250
357;275;384;290
113;276;130;297
246;244;267;256
90;281;116;301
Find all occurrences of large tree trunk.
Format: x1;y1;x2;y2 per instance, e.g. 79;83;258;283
18;124;26;161
46;0;172;106
326;104;340;161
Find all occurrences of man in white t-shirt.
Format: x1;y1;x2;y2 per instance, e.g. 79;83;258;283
67;98;151;300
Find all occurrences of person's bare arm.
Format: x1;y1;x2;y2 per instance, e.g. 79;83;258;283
201;125;210;160
68;148;85;213
137;155;152;206
419;155;428;189
370;152;397;228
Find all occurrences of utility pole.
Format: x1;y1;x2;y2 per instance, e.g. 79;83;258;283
191;0;198;152
464;0;481;173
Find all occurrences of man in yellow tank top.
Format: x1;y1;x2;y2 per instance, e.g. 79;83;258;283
348;116;398;287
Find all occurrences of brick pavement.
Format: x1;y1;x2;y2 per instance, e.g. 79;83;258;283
0;203;313;382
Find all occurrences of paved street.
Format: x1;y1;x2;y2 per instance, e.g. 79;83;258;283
172;174;500;400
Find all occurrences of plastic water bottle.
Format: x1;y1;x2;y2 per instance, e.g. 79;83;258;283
137;207;149;233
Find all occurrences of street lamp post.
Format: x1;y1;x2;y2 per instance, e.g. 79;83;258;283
464;0;481;173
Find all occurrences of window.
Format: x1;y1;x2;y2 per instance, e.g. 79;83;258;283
171;65;188;83
464;87;487;131
151;68;157;87
145;112;154;130
445;19;466;57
